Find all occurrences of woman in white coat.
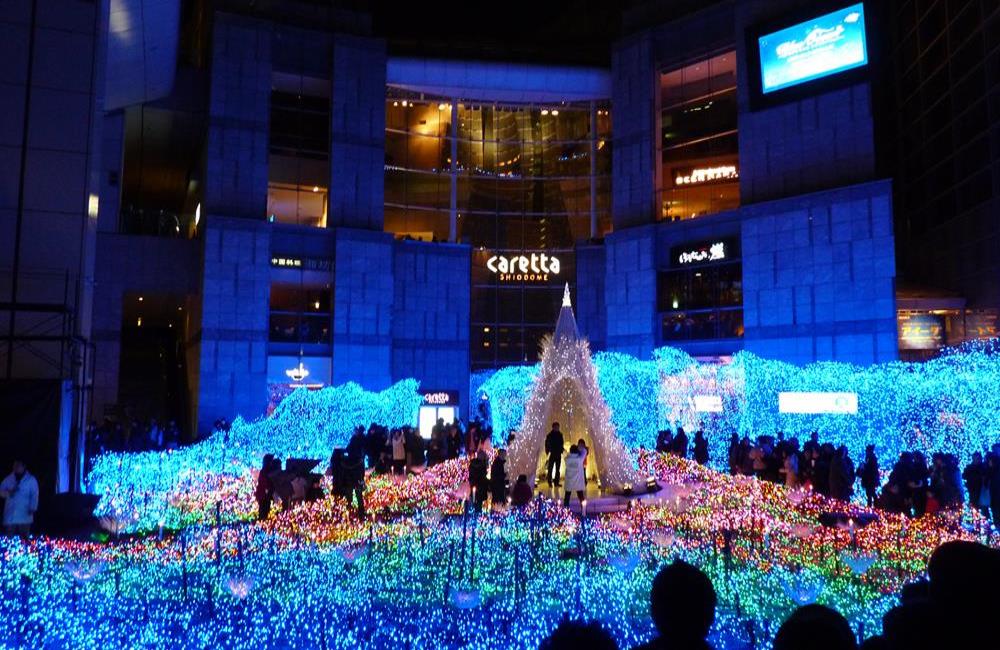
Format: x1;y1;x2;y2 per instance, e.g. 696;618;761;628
562;445;586;508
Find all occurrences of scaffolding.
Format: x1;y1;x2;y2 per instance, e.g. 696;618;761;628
0;269;93;491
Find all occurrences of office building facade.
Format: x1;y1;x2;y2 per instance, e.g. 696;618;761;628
4;0;997;452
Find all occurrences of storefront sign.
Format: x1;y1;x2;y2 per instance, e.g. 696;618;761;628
897;313;945;350
674;164;739;186
421;389;459;406
486;253;561;282
676;241;728;265
965;312;997;340
270;256;333;272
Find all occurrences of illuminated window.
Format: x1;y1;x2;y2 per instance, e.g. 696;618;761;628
267;73;330;227
269;284;331;344
660;52;740;222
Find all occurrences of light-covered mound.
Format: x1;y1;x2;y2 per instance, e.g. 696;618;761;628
88;380;423;531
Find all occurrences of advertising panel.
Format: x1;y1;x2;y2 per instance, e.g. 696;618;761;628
758;3;868;94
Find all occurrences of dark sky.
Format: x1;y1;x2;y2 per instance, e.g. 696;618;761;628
368;0;626;66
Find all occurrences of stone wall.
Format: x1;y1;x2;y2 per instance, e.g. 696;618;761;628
331;228;393;389
90;233;200;423
392;240;470;408
741;180;897;365
195;217;270;433
204;14;270;219
604;225;658;358
735;0;876;204
574;244;607;351
610;32;656;231
329;34;386;230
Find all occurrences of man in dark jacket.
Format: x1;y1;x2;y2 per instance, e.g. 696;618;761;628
693;429;709;465
963;452;987;515
656;429;673;454
343;445;367;520
490;449;508;506
828;445;855;501
544;422;564;487
672;427;689;459
468;450;489;511
858;444;880;508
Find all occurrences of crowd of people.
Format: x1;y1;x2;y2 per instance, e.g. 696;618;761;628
254;418;604;521
85;416;189;458
251;418;1000;530
654;424;1000;527
539;539;1000;650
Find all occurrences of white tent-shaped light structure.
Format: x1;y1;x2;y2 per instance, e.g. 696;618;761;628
507;284;641;491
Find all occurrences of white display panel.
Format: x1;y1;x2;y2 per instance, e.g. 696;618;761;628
418;407;437;439
693;395;724;413
418;405;458;439
778;391;858;414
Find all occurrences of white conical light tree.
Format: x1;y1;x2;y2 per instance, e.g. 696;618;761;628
508;284;641;491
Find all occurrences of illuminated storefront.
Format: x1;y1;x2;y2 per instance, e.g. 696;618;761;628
384;73;611;371
658;237;743;344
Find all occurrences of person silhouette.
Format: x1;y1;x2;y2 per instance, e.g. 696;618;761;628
540;619;618;650
633;560;716;650
772;604;857;650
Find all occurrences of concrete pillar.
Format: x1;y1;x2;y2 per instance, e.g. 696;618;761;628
328;35;386;230
204;14;271;220
331;228;393;389
611;32;657;230
194;217;270;434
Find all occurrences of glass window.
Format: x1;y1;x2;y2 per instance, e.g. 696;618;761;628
389;90;608;370
267;74;330;227
269;284;331;344
658;259;743;341
383;207;449;242
660;52;739;222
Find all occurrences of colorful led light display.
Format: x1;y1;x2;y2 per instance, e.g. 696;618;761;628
2;452;995;649
40;340;998;648
480;342;1000;469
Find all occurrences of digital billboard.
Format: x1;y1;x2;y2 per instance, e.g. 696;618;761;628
758;3;868;94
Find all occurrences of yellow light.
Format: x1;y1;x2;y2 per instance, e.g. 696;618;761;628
138;296;143;302
551;109;559;115
312;186;319;193
483;327;490;333
393;101;398;107
540;109;549;116
314;300;321;310
137;317;142;327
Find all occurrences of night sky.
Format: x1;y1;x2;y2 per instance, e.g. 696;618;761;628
368;0;623;65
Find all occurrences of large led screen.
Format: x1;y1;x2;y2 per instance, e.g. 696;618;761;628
758;3;868;94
